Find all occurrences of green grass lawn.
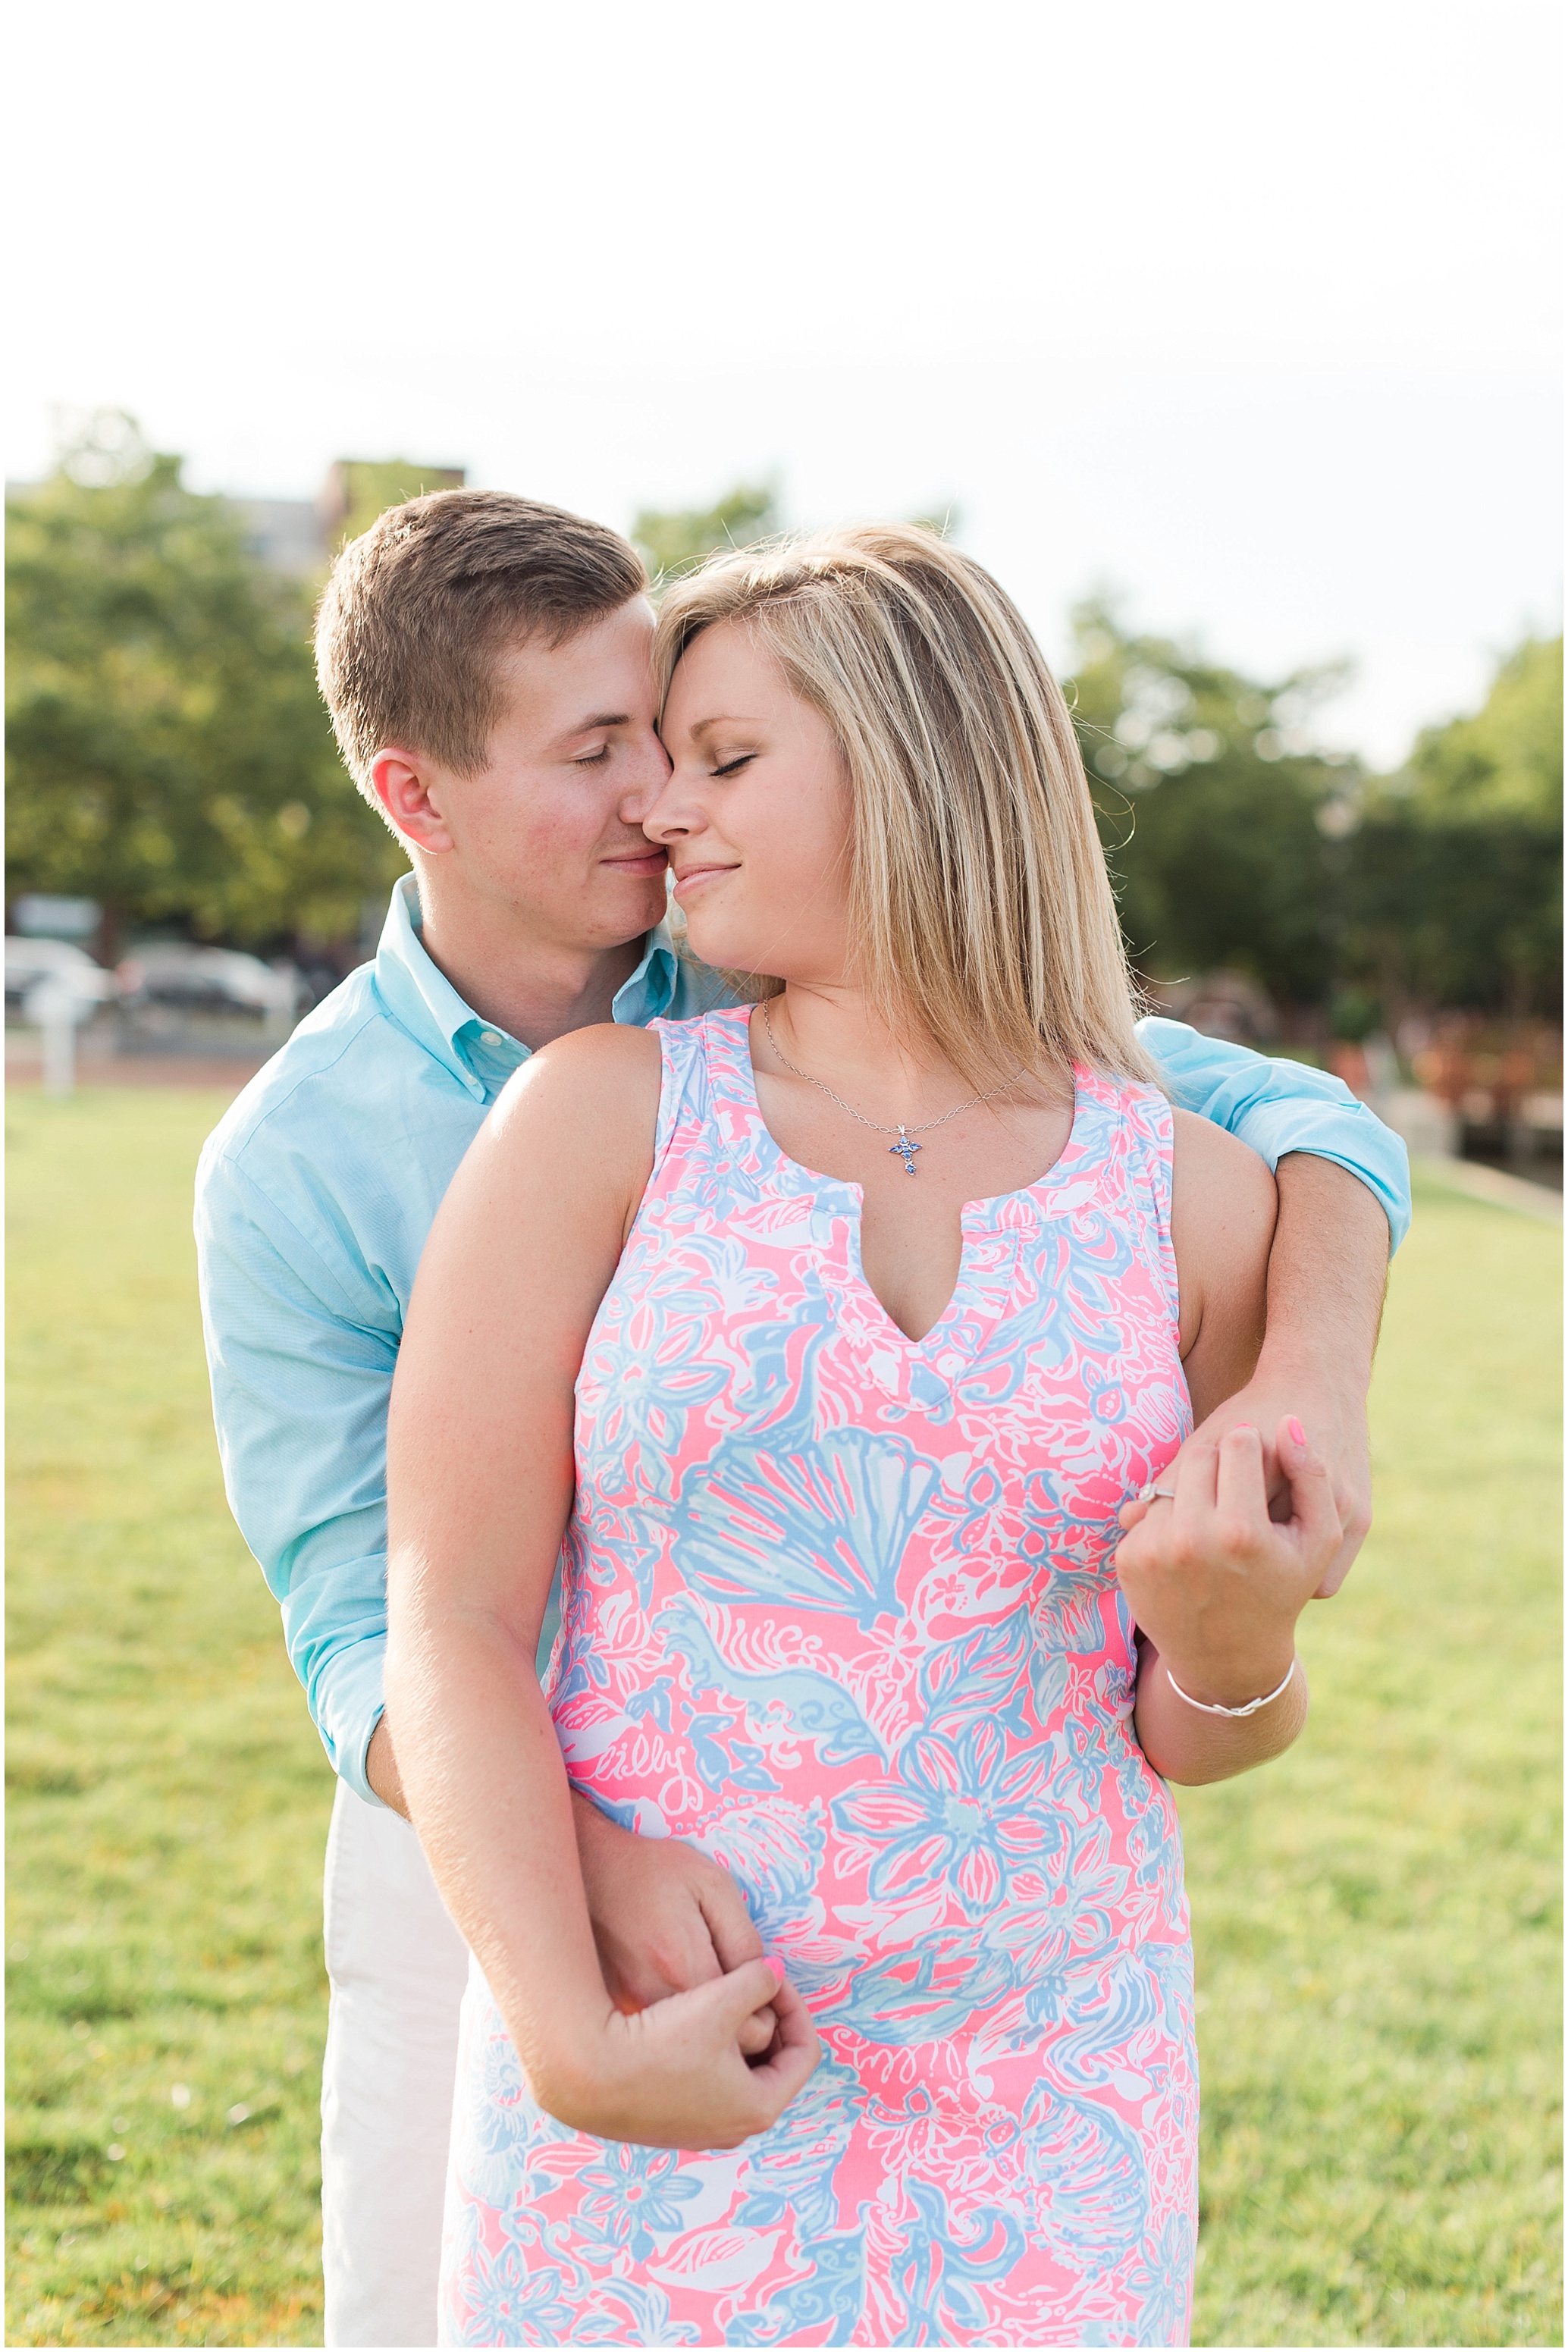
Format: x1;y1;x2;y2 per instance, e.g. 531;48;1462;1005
6;1093;1562;2348
8;1090;331;2348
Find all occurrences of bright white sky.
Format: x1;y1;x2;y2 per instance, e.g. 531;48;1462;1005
8;0;1562;764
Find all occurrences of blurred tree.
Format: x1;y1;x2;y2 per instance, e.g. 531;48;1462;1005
632;483;779;584
1404;634;1562;823
5;416;405;958
632;487;961;593
1065;601;1356;1007
320;458;465;552
1344;637;1563;1018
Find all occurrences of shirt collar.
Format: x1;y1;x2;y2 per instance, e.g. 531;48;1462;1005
370;873;680;1102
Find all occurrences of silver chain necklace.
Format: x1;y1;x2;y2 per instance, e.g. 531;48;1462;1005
760;1001;1024;1177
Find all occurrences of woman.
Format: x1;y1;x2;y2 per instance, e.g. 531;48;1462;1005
386;525;1340;2348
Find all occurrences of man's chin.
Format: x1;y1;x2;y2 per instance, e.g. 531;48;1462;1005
594;868;670;940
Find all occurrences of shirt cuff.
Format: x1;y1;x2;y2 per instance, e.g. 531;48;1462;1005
1139;1018;1413;1252
312;1632;389;1808
1225;1094;1412;1253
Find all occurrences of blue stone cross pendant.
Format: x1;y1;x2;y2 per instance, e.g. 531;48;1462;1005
889;1126;921;1176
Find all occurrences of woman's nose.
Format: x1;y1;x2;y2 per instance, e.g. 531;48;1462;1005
641;767;701;842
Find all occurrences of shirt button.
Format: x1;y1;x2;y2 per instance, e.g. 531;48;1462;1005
481;1030;502;1045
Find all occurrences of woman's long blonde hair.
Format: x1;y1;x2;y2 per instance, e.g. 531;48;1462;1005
654;522;1156;1088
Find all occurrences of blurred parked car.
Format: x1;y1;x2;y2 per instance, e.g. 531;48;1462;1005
116;944;297;1020
5;937;105;1013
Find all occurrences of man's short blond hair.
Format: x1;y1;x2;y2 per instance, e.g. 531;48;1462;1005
316;491;647;801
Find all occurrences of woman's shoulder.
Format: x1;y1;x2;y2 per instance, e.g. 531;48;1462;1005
1169;1103;1278;1221
497;1020;661;1103
485;1024;663;1190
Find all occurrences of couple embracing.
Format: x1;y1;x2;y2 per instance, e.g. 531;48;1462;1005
197;493;1408;2349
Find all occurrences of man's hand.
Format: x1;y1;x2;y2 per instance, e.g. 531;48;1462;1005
1128;1151;1390;1596
369;1717;776;2053
575;1801;778;2057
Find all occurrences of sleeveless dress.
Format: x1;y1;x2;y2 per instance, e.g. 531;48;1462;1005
439;1008;1198;2350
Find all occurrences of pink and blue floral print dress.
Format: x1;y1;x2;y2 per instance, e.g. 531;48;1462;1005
439;1008;1198;2348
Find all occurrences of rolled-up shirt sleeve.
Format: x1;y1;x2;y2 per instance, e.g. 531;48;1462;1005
1134;1015;1413;1251
195;1149;399;1804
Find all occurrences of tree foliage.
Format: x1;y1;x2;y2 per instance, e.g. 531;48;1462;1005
1344;638;1562;1017
632;484;779;585
1065;607;1561;1021
1064;603;1356;1005
5;418;403;954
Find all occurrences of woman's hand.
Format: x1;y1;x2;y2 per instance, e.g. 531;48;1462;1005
1115;1415;1341;1783
530;1960;821;2152
575;1805;778;2057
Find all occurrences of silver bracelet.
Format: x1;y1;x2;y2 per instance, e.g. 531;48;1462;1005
1165;1657;1297;1718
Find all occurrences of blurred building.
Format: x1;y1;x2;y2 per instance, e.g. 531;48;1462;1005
9;459;466;578
236;458;466;575
233;496;328;575
1144;969;1278;1047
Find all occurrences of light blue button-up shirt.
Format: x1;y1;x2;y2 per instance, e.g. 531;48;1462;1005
196;875;1410;1804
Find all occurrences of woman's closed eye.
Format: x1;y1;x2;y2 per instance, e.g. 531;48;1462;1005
711;752;757;779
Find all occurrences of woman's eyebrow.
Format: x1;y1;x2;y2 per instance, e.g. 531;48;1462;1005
688;713;758;742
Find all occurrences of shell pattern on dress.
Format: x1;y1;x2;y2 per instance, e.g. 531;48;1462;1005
440;1007;1199;2349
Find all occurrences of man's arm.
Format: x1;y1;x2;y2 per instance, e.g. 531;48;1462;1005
196;1146;403;1802
1137;1016;1411;1249
1250;1152;1386;1592
1133;1018;1403;1593
195;1134;772;2012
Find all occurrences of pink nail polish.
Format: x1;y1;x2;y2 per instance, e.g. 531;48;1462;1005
1287;1416;1306;1445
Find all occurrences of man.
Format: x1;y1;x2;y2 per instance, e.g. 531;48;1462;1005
196;491;1408;2347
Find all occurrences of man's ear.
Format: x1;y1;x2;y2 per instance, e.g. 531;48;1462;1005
369;749;455;853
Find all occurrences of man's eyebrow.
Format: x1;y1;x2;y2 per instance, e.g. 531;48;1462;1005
560;711;631;735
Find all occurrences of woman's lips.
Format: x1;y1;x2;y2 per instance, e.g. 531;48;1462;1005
672;864;737;895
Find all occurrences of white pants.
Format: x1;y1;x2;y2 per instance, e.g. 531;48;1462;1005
321;1778;469;2348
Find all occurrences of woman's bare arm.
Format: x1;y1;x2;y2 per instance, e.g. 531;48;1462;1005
1168;1107;1277;1425
384;1022;817;2149
1121;1111;1337;1785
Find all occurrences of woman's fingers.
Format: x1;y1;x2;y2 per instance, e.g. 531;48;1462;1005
710;1956;790;2037
691;1860;775;2048
701;1958;820;2118
1213;1422;1269;1543
1275;1413;1342;1561
750;2027;820;2109
696;1864;767;1974
736;2005;779;2056
1171;1430;1219;1523
742;1968;821;2103
766;1966;817;2042
698;1952;780;2060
